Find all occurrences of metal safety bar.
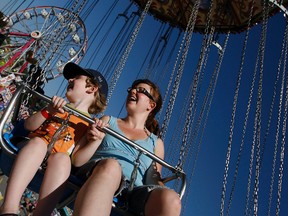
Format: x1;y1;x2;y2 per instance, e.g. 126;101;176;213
0;84;186;198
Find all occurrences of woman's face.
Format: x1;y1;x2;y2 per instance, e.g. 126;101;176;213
126;83;155;113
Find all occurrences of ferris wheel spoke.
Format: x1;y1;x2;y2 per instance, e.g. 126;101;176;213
0;6;87;81
0;38;36;72
8;32;30;37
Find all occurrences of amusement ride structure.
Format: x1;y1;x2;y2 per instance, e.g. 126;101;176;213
0;0;288;215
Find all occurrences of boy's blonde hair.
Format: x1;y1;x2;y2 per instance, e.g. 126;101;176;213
86;77;107;114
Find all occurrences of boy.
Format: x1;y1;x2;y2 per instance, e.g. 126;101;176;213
0;62;108;216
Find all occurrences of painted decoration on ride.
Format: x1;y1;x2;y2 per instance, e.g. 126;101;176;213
0;74;18;109
0;73;22;133
132;0;288;33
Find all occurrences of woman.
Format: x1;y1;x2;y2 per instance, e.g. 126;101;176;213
71;79;181;216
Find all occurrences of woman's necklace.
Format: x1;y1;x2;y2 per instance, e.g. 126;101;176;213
144;126;150;137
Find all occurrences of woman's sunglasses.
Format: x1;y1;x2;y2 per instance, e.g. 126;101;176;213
127;87;155;101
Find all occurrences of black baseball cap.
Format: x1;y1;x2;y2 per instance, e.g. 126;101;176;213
63;62;108;98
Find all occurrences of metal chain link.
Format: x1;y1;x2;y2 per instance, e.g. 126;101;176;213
176;30;213;169
275;64;288;216
164;98;189;175
46;113;71;155
106;0;152;103
220;21;251;216
226;50;257;216
267;22;288;216
251;2;269;215
128;152;142;191
275;22;288;216
224;6;257;214
158;30;182;121
176;26;215;169
243;2;269;215
160;0;201;140
182;31;230;212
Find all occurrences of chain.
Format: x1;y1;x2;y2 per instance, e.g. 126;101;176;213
128;152;142;192
251;2;269;215
275;23;288;216
183;31;229;212
219;0;257;214
252;62;263;216
106;0;152;103
220;26;246;216
158;30;182;121
243;2;269;214
164;98;188;175
226;45;257;216
45;113;70;159
275;65;288;216
160;0;201;140
266;23;288;216
224;19;256;216
176;27;216;170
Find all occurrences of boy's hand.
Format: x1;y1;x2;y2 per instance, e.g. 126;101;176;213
87;118;108;142
47;96;67;114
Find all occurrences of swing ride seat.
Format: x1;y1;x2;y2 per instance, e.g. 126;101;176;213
0;119;132;215
0;118;126;213
0;85;186;215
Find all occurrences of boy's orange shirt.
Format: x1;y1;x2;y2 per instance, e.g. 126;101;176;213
29;111;89;155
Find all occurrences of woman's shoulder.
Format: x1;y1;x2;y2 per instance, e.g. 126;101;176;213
154;137;164;159
100;115;110;123
150;132;160;142
155;137;164;147
101;115;118;124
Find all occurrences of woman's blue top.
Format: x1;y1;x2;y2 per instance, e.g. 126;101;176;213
91;116;157;186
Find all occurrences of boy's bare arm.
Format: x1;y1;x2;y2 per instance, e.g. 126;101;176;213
24;96;67;131
71;116;109;167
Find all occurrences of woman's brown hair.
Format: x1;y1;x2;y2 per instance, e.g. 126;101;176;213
131;79;162;136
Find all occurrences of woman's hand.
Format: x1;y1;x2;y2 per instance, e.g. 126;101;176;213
71;117;109;167
87;118;108;142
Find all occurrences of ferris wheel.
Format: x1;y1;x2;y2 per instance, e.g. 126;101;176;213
0;6;87;82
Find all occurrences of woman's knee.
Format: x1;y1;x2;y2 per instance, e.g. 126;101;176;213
91;159;122;179
147;188;181;214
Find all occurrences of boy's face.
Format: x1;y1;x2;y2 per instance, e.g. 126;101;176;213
66;75;90;102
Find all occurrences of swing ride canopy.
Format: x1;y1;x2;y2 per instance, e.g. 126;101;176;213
132;0;288;33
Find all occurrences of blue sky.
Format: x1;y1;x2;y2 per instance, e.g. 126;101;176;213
1;1;288;216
